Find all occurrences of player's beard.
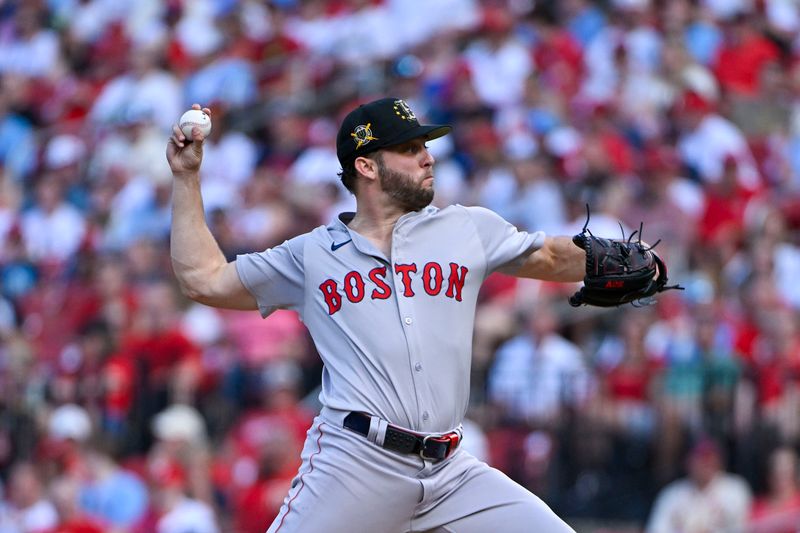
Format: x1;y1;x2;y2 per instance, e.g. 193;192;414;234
376;156;434;211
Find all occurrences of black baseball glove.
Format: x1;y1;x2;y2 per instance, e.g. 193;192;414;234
568;211;683;308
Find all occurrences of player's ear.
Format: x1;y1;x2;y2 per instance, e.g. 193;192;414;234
354;155;378;181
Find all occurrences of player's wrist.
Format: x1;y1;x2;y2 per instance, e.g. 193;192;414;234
172;169;201;181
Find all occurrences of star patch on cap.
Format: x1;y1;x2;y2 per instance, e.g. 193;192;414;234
393;99;416;121
351;123;378;149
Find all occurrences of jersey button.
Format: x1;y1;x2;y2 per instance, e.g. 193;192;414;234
414;363;422;372
404;317;413;325
422;411;430;421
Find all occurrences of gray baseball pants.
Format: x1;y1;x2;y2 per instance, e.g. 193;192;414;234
267;408;575;533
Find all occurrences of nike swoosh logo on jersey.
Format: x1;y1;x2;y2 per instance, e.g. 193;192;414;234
331;239;352;251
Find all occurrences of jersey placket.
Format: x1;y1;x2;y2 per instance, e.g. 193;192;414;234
391;219;433;431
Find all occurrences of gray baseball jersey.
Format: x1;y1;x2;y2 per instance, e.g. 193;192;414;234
236;204;544;433
236;204;577;532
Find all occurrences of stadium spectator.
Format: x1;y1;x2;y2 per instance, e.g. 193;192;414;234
2;0;800;530
3;462;59;533
749;446;800;533
488;298;591;429
645;437;752;533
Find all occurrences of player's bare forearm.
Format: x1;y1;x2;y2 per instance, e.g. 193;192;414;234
170;170;223;288
170;172;257;310
515;235;585;282
167;106;257;311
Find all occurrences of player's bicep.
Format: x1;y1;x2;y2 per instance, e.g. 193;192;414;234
461;205;545;274
236;237;306;316
194;261;259;310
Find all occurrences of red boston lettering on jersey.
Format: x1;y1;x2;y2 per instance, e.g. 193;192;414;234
319;279;342;315
394;263;417;297
368;266;391;300
321;262;469;315
344;271;366;303
605;280;624;288
422;262;444;296
445;263;468;302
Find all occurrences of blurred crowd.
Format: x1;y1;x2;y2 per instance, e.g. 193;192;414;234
2;0;800;531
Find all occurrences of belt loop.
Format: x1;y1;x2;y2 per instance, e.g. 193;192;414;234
367;416;388;446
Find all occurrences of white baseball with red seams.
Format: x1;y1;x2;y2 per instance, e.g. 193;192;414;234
179;109;212;138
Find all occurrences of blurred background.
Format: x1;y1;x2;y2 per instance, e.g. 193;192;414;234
1;0;800;531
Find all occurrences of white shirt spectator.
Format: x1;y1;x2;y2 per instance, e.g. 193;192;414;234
508;178;568;236
773;242;800;309
646;473;752;533
196;133;258;212
387;0;480;48
464;37;533;109
475;167;517;220
288;145;341;187
13;500;58;533
0;27;60;78
90;69;183;132
766;0;800;33
183;57;257;110
201;132;259;188
334;5;403;65
678;113;761;189
21;202;86;262
68;0;127;44
488;332;590;423
625;23;663;74
102;173;156;250
157;497;219;533
580;25;623;104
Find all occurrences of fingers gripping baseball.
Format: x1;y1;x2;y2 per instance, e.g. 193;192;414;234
166;104;211;176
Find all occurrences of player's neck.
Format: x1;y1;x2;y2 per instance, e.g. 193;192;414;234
348;199;410;256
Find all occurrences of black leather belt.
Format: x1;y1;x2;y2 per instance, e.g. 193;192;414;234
343;412;461;461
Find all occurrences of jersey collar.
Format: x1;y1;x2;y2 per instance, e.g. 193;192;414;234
327;208;436;263
328;212;385;262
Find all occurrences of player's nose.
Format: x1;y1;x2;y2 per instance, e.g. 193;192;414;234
422;147;435;167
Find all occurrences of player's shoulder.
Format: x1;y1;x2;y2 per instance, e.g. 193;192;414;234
411;204;478;226
417;205;513;233
255;227;322;262
451;204;511;224
427;204;496;219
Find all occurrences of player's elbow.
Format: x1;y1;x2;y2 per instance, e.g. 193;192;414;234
171;259;256;310
174;275;207;302
171;262;216;302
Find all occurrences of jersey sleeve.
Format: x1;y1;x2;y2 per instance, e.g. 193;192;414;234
462;205;545;275
235;234;306;317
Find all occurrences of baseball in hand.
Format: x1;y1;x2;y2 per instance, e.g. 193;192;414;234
179;109;212;138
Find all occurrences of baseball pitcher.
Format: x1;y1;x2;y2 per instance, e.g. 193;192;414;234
167;98;676;532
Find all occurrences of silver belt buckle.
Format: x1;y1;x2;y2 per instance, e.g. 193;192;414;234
419;434;440;460
420;431;461;461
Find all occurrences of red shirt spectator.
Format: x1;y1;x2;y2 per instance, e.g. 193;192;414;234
531;14;583;96
699;156;754;245
713;17;781;98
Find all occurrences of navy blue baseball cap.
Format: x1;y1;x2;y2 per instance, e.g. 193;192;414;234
336;97;451;166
